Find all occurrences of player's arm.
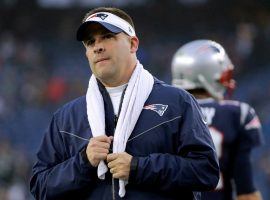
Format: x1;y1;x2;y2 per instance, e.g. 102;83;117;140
30;114;98;200
234;103;263;200
233;147;262;200
128;94;219;191
237;191;262;200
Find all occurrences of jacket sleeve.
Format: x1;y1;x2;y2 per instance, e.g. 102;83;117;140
30;114;97;200
129;94;219;192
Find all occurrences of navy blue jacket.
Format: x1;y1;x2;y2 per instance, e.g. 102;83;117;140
30;79;219;200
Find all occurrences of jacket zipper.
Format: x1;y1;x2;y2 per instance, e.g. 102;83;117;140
111;115;117;200
112;176;115;200
111;86;126;200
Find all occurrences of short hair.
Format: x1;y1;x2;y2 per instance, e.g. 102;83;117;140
82;7;135;30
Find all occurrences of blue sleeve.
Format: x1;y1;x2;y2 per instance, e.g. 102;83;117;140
240;105;263;148
30;115;97;200
233;104;263;194
129;94;219;191
233;148;256;195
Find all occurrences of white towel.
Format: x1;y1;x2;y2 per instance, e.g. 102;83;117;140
86;61;154;197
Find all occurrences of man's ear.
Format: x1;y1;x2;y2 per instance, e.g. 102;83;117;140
130;36;139;53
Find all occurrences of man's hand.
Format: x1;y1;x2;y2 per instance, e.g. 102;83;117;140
237;191;262;200
107;152;132;180
86;135;113;167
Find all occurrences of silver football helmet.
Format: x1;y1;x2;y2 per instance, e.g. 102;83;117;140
171;39;235;100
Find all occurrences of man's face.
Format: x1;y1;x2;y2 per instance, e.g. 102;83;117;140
83;23;138;87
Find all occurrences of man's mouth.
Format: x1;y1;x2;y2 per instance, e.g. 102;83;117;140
95;58;109;64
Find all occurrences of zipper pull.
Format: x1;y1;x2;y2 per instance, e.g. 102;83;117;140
114;115;118;127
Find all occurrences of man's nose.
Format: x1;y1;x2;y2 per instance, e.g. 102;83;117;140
94;46;105;54
93;40;105;54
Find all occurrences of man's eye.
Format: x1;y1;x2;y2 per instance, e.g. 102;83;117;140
85;39;95;46
103;33;114;39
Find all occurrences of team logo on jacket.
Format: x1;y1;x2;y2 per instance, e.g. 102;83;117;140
143;104;168;116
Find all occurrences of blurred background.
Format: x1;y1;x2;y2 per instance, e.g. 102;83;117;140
0;0;269;199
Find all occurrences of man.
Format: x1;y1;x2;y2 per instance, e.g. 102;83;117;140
171;39;263;200
30;8;219;200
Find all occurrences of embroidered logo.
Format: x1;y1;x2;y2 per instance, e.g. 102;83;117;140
144;104;168;116
89;13;108;20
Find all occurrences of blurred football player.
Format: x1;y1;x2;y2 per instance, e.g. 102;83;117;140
171;39;263;200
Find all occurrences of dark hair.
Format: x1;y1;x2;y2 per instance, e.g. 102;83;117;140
82;7;135;30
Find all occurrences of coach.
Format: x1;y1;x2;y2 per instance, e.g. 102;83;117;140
30;7;219;200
